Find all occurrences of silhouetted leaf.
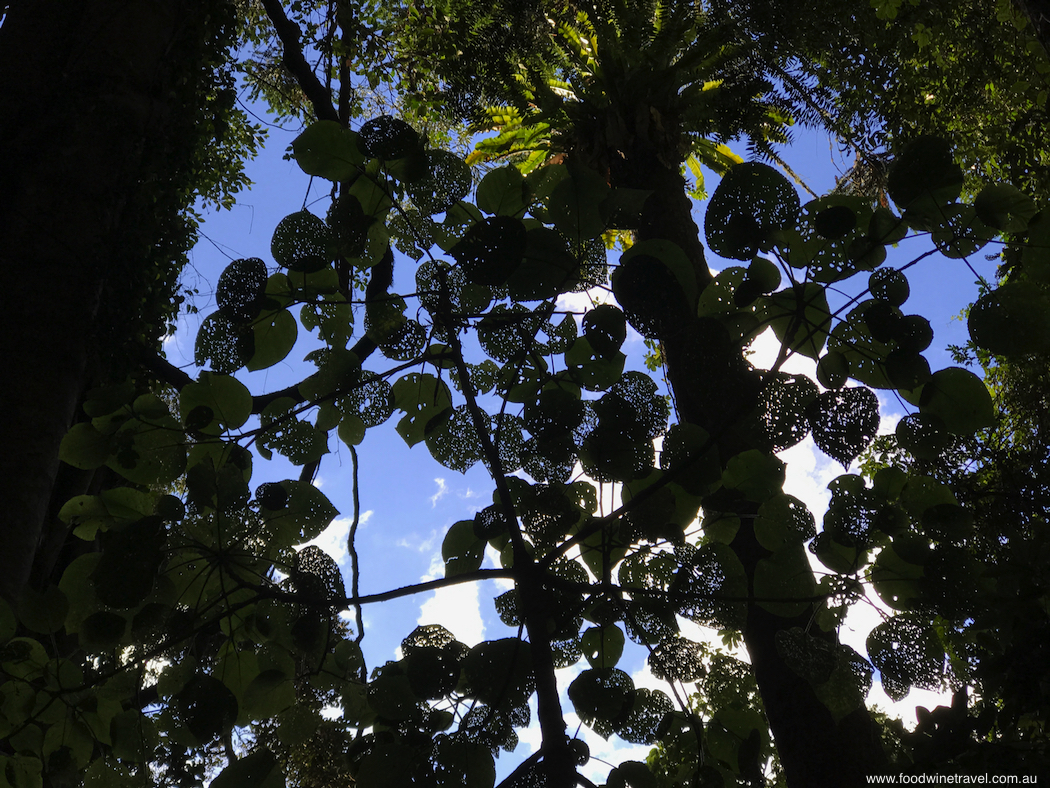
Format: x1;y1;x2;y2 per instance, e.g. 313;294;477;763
806;388;880;467
866;616;944;701
359;115;420;159
217;257;268;323
172;675;239;744
706;162;800;260
568;668;635;738
917;367;994;435
968;283;1050;356
887;136;962;214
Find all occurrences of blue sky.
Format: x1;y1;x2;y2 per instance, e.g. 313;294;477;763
167;108;999;781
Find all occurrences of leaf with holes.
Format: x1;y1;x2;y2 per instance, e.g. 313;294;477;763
649;637;706;682
260;480;339;545
442;520;486;577
806;388;880;467
968;283;1050;357
581;625;625;669
568;668;636;739
408;150;473;215
705;162;800;260
866;615;944;701
359;115;420;160
507;227;581;301
217;257;268;323
258;398;329;465
759;373;818;452
271;211;333;274
195;312;253;373
450;216;526;286
426;405;487;472
179;372;252;432
616;688;674;745
790;196;876;283
461;639;534;714
755;494;816;551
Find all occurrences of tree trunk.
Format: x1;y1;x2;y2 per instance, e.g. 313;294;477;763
613;138;888;785
0;0;223;604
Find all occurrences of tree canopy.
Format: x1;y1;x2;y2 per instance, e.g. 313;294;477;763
2;1;1050;787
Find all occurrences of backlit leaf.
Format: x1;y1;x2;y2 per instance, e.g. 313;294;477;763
917;367;994;435
806;387;880;467
292;120;364;180
706;162;800;260
762;283;832;360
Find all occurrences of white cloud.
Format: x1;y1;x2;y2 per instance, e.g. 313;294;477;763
416;554;486;647
485;546;515;591
868;686;954;729
763;365;954;731
836;570;954;730
294;509;373;582
556;288;615;316
876;392;906;435
397;529;439;553
555;286;646;347
430;477;448;507
747;327;822;378
297;516;351;565
779;436;840;517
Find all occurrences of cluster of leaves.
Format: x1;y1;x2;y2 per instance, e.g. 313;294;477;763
6;94;1050;787
711;0;1050;201
95;0;266;367
235;0;474;153
855;263;1050;771
386;0;795;186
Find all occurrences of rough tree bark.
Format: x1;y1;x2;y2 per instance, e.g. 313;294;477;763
0;0;229;604
610;130;888;785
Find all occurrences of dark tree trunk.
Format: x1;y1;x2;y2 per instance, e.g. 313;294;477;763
0;0;227;604
612;137;888;785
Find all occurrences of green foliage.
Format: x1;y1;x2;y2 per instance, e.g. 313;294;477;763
93;1;266;370
20;1;1050;781
714;0;1050;203
38;114;1050;784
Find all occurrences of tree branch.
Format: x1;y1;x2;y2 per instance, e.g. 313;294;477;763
142;328;378;412
435;269;576;787
259;0;340;123
253;568;514;609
